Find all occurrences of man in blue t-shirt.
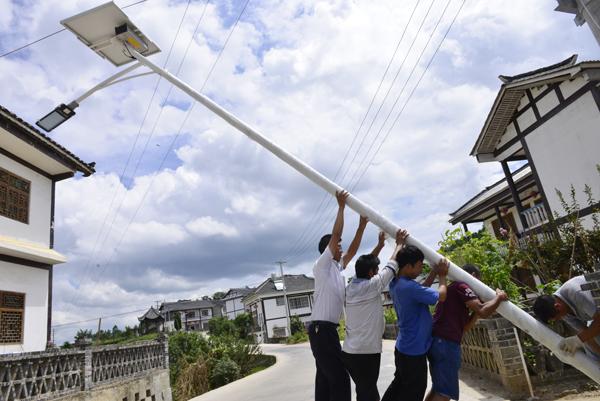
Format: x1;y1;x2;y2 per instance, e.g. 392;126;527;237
381;245;448;401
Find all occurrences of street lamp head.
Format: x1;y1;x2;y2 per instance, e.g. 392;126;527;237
60;1;160;67
36;103;77;132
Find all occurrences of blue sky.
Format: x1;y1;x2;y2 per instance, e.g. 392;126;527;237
1;0;598;343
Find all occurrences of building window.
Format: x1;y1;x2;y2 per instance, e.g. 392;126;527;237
201;309;209;317
289;296;309;310
0;168;30;224
275;297;285;306
0;291;25;344
185;311;196;320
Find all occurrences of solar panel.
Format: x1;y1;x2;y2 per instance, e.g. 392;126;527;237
60;1;160;67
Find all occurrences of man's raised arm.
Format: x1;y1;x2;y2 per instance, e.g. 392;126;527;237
342;214;368;268
328;190;349;255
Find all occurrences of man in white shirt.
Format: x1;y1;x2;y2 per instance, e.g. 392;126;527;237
309;190;368;401
343;229;408;401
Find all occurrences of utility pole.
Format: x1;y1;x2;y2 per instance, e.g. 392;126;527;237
96;317;102;343
276;261;291;337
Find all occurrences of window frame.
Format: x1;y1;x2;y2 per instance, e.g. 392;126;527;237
0;290;26;345
288;295;309;310
0;167;31;225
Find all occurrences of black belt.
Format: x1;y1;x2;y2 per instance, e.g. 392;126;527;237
310;320;339;327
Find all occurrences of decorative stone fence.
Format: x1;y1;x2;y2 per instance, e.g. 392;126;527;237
462;269;600;397
0;340;171;401
461;317;530;396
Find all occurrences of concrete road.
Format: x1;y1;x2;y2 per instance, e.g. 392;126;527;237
189;340;510;401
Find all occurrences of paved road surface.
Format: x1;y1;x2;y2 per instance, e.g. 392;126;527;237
190;340;509;401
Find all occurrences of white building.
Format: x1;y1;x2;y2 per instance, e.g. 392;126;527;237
555;0;600;46
450;55;600;283
243;274;314;343
222;287;254;320
0;105;95;354
160;298;223;332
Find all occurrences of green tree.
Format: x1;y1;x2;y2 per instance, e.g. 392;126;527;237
290;315;304;335
233;313;253;339
174;313;182;331
212;291;226;300
208;317;236;337
438;228;521;300
209;357;240;388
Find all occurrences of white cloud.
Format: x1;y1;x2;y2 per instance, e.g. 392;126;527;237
1;0;598;342
186;216;239;237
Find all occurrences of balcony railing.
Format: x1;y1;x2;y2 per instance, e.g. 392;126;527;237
521;204;548;229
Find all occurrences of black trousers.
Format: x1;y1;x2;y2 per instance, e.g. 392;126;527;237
342;351;381;401
381;349;427;401
308;321;351;401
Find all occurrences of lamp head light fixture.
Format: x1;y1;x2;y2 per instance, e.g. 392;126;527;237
36;103;77;132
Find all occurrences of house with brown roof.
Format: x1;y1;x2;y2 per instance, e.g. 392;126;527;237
450;55;600;246
0;105;95;354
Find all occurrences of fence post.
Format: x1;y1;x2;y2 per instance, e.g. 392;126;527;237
488;317;529;397
84;347;93;391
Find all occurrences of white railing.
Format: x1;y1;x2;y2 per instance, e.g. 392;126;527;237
522;204;549;228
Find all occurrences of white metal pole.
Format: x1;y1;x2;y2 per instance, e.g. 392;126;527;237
73;61;143;106
277;261;292;337
128;47;600;383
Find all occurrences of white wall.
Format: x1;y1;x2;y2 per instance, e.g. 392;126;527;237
263;297;287;320
525;85;600;221
0;153;52;246
225;297;245;319
266;317;289;338
0;261;48;354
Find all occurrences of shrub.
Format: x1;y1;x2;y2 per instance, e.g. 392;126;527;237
208;317;237;337
337;319;346;341
168;331;209;384
174;358;210;401
209;357;240;388
233;313;253;340
286;331;308;344
208;335;262;375
438;228;521;301
384;308;397;324
290;315;305;335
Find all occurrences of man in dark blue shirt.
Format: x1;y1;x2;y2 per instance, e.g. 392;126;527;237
382;246;448;401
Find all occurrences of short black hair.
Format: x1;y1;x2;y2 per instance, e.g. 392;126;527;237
355;254;380;279
396;245;425;269
533;295;558;324
463;264;481;278
318;234;332;254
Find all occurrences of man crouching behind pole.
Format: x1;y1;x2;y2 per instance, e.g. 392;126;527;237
308;190;368;401
343;228;409;401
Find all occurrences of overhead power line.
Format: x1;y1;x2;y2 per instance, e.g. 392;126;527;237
91;0;250;283
286;0;439;264
84;0;197;284
0;0;148;58
287;0;465;264
66;0;196;307
351;0;467;190
52;307;148;329
282;0;422;262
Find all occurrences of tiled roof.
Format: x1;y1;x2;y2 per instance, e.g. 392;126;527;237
0;104;96;176
246;274;314;299
470;55;600;158
223;287;256;300
498;54;578;84
138;306;163;321
160;298;222;313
